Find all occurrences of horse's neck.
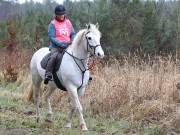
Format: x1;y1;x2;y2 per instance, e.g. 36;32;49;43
68;38;89;65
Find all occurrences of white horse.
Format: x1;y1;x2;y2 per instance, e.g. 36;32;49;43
30;23;104;131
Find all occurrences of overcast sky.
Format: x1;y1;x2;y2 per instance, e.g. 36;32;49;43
16;0;64;4
17;0;96;4
9;0;163;4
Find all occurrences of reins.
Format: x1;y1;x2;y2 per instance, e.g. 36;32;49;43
64;30;99;90
64;50;93;91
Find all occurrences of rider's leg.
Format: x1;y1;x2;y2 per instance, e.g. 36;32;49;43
44;48;59;84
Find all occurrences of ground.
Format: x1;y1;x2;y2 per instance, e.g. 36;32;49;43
0;82;166;135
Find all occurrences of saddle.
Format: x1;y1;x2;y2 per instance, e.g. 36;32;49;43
40;50;67;91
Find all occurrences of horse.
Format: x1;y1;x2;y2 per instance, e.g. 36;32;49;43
30;23;104;131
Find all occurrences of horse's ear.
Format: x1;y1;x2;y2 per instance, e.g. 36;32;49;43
96;23;99;29
86;23;91;30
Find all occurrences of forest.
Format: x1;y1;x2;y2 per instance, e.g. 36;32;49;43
0;0;180;135
0;0;179;56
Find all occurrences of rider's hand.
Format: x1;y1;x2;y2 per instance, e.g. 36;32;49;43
66;41;72;46
60;42;72;49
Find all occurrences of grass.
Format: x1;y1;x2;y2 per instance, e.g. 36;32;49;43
0;82;131;135
1;55;180;134
0;82;165;135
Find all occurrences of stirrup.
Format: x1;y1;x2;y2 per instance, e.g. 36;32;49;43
44;78;53;84
44;75;53;84
89;77;92;81
44;78;49;85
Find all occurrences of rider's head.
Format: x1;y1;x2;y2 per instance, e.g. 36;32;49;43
55;5;66;21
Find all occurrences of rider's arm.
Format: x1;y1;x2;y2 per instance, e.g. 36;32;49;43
48;23;67;48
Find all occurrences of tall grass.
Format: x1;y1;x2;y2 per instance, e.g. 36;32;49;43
95;56;175;114
51;55;180;132
1;53;180;133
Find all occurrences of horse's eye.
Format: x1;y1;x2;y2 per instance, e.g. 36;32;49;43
88;37;92;40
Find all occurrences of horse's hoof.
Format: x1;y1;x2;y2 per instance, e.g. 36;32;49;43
64;123;71;128
80;124;88;131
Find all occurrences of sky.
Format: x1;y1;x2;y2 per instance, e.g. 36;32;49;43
17;0;64;4
16;0;94;4
9;0;163;4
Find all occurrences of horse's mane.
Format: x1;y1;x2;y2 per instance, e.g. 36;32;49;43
71;29;86;47
71;24;101;47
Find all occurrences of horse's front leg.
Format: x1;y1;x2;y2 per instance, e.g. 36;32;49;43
44;84;56;122
77;87;88;131
65;86;86;128
78;87;86;97
66;84;88;131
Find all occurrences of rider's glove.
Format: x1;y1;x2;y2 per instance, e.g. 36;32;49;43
66;41;72;46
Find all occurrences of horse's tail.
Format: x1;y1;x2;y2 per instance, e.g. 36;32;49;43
27;81;33;102
26;80;46;102
26;47;49;102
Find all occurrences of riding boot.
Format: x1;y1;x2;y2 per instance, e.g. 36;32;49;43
44;48;59;84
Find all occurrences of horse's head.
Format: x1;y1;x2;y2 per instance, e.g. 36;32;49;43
84;23;104;58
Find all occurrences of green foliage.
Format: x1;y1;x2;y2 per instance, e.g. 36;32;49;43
0;0;179;56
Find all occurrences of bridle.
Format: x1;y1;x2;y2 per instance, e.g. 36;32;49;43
85;31;101;55
65;30;101;90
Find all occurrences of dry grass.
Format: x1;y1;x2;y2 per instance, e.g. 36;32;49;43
54;55;180;132
41;55;180;132
81;56;178;117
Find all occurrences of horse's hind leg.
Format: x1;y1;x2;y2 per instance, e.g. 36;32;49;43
32;82;41;122
31;72;42;122
44;83;56;122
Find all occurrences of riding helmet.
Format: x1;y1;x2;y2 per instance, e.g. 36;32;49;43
55;5;66;15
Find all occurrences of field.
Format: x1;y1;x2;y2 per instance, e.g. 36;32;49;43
0;82;129;135
0;52;180;135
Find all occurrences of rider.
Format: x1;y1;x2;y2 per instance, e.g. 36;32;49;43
44;4;76;84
